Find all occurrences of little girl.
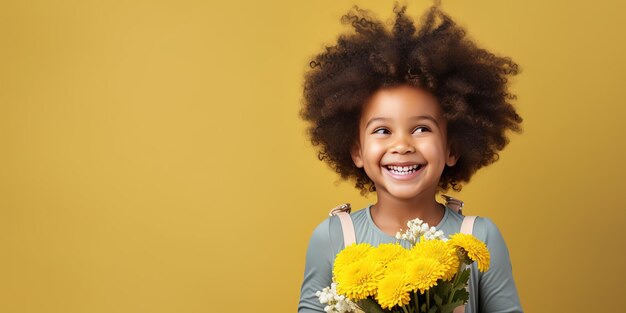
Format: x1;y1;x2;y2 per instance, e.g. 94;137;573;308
298;3;523;313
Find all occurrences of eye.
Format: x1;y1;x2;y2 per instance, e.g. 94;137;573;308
373;127;390;134
413;126;430;133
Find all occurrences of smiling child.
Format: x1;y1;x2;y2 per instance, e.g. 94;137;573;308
298;3;523;313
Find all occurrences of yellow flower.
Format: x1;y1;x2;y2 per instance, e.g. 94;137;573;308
376;258;412;309
412;239;460;281
335;257;383;300
333;243;373;277
405;256;445;294
448;233;491;272
369;243;408;268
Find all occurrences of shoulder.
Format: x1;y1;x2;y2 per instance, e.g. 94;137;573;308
470;216;515;279
307;214;344;257
470;217;523;311
471;216;509;250
308;206;368;251
300;215;345;313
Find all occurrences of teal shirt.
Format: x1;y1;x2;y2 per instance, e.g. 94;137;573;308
298;205;523;313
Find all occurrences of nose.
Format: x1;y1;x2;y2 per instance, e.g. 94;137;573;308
390;133;415;154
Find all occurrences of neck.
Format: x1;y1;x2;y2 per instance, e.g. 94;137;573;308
371;190;445;234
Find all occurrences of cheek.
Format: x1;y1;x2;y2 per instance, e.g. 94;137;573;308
363;141;385;161
418;141;446;160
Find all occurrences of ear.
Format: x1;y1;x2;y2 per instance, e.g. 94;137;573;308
350;142;364;168
445;142;459;167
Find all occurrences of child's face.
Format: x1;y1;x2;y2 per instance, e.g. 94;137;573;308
350;85;458;201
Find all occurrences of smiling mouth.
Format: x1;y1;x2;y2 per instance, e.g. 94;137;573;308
384;164;423;175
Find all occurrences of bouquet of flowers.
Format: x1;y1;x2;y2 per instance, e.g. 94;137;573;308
316;218;490;313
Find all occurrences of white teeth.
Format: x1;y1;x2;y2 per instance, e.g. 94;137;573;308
385;164;421;175
387;165;419;170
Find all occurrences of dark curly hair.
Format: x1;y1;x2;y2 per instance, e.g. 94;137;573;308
300;2;523;195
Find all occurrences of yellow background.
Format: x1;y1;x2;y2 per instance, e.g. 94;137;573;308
1;0;624;312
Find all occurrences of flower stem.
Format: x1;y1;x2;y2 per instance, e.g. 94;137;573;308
448;262;464;303
414;291;419;312
426;290;430;312
402;305;410;313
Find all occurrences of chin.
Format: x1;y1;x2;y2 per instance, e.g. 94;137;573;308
387;189;423;200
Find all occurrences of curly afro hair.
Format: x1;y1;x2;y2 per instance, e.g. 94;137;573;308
300;2;523;195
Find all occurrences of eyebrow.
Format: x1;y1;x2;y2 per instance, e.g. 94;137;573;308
365;115;440;128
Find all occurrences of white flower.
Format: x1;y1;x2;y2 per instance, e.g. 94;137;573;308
316;282;359;313
396;217;449;244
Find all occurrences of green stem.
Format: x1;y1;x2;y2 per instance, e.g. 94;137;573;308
402;305;410;313
447;263;464;303
426;290;430;312
414;291;420;312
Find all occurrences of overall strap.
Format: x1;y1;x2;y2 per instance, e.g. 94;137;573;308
441;194;464;214
461;216;477;235
439;195;476;234
329;204;355;248
445;194;476;313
